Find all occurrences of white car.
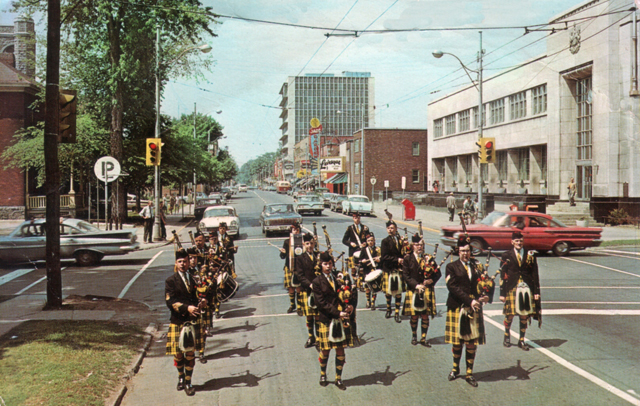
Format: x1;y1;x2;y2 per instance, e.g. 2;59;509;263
238;184;248;192
199;205;240;238
341;195;373;216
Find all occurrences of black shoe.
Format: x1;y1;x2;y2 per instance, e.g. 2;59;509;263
411;337;418;345
304;337;316;348
287;306;296;314
420;338;431;347
518;341;530;351
184;383;196;396
385;310;392;319
319;375;328;387
335;379;347;391
199;353;207;364
447;371;458;381
394;313;401;323
465;375;478;387
503;336;511;348
177;377;185;391
297;308;303;316
215;311;220;319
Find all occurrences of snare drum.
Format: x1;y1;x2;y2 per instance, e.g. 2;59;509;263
364;269;384;293
216;272;239;302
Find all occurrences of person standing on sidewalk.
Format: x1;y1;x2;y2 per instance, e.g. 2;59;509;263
158;201;167;241
446;193;456;222
139;200;154;243
568;177;577;206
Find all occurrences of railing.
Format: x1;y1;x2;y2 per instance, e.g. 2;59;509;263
27;194;79;209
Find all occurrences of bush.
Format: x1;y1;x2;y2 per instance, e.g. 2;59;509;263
608;208;629;225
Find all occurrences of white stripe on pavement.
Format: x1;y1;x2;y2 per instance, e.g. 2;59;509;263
16;276;47;295
484;309;640;316
597;249;640;256
118;250;164;299
597;252;640;261
561;257;640;278
0;268;36;286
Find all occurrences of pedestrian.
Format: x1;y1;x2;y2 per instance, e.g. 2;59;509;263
463;196;474;224
158;201;167;240
568;177;577;206
169;194;176;214
432;180;439;194
446;192;456;222
139;200;154;243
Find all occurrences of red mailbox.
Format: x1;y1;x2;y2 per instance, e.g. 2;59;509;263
401;199;415;221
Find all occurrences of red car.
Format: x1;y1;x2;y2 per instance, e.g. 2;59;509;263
441;211;602;256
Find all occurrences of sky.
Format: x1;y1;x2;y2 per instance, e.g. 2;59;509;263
0;0;604;167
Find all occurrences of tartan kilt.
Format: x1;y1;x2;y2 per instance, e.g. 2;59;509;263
348;256;357;270
166;320;205;355
283;265;294;289
381;271;405;296
444;307;486;346
316;320;354;351
201;307;213;329
402;288;436;317
502;287;537;316
296;289;319;317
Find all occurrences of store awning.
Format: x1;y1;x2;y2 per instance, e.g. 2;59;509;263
326;172;347;184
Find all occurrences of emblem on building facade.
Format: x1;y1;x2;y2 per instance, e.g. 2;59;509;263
570;23;581;55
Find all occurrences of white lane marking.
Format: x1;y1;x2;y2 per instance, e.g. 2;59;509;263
597;252;640;261
597;249;640;256
561;257;640;278
212;312;298;322
542;286;640;289
16;276;47;295
0;268;36;286
484;309;640;316
118;250;164;299
540;301;640;305
483;316;640;406
243;293;288;299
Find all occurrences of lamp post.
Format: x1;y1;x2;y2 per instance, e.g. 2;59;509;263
153;27;212;239
433;31;485;218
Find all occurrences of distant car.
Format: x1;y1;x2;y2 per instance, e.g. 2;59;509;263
440;211;603;256
195;197;223;219
321;192;337;208
238;184;248;192
259;203;303;237
220;187;232;199
294;195;324;216
341;195;373;216
199;206;240;238
329;195;348;212
127;194;149;210
0;218;140;266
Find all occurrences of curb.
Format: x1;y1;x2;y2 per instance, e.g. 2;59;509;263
138;219;194;251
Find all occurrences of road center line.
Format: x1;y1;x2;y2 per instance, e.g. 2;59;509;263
118;250;164;299
561;256;640;278
483;316;640;405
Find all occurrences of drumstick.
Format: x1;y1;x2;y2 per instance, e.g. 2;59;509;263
266;241;284;251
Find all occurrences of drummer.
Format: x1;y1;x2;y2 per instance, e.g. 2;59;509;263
342;212;369;290
359;233;381;310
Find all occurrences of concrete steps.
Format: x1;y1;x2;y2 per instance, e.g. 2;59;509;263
546;201;603;227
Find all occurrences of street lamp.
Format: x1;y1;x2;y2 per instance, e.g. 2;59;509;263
432;31;485;218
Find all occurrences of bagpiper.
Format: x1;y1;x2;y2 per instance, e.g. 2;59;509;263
380;220;406;323
279;222;303;313
341;212;369;289
294;232;320;348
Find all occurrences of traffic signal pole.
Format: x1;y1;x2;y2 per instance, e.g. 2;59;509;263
153;27;161;241
477;31;484;219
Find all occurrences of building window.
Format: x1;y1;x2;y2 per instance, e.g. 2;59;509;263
541;145;547;181
354;161;360;175
445;114;456;135
412;170;420;183
459;109;470;132
509;91;526;120
412;142;420;156
434;118;443;138
517;148;530;181
474;105;486;128
490;99;504;125
532;84;547;115
354;139;360;153
576;77;592;160
497;150;507;181
464;155;473;183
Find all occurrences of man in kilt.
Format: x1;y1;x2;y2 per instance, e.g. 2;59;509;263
218;222;238;279
381;220;406;323
342;212;369;290
279;222;302;313
187;254;216;363
165;249;205;396
295;232;320;348
359;232;381;310
499;231;541;351
208;231;226;319
445;238;490;387
313;251;354;390
402;234;441;346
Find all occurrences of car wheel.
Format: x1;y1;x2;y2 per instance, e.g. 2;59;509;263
552;241;570;256
75;251;101;266
469;238;484;256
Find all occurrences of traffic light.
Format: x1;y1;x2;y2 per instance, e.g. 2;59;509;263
146;138;162;166
59;90;77;144
476;139;485;163
484;137;495;164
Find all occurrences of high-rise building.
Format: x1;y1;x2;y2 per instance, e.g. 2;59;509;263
279;72;375;180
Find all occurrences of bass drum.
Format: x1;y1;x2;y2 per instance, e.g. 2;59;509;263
217;272;239;302
364;269;384;293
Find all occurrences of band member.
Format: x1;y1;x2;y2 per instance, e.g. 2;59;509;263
500;231;541;351
207;231;224;319
313;251;354;390
402;234;441;346
165;249;205;396
295;232;320;348
186;232;208;268
218;222;238;278
279;222;302;313
381;220;405;322
342;212;369;288
445;238;490;387
359;233;381;310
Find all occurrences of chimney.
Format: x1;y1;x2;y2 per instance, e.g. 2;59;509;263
14;15;35;78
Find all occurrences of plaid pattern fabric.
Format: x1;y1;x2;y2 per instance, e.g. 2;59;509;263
316;320;354;351
283;265;294;288
166;321;205;355
381;271;406;295
296;290;319;317
200;307;213;329
503;286;536;316
444;308;486;346
402;288;436;316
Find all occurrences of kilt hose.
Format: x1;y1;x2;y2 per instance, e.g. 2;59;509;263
316;320;354;351
444;307;486;346
297;289;319;317
502;287;537;316
284;265;295;289
402;288;436;317
166;320;205;355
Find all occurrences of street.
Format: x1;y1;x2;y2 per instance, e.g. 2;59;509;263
1;190;639;406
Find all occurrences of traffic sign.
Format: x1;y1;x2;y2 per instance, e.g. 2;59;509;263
94;156;121;183
370;176;377;185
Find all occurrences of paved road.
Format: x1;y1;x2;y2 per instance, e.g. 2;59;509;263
1;190;639;405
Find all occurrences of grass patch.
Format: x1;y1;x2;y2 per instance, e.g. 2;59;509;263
0;320;145;406
600;239;640;247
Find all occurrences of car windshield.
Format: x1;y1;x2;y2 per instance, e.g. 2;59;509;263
299;196;320;203
76;221;100;233
481;211;506;226
336;196;347;201
199;199;219;206
550;218;567;227
204;208;234;218
350;197;369;203
267;204;294;214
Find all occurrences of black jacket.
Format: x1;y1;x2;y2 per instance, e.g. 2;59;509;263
403;253;441;291
445;259;481;309
381;234;403;272
360;245;381;275
312;273;345;324
295;251;318;291
500;248;540;296
165;271;200;325
342;223;369;257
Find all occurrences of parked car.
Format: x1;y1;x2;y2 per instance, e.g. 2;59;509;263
198;206;240;238
329;195;348;212
127;194;149;210
195;197;223;219
321;192;337;208
294;195;324;215
440;211;603;256
341;195;373;216
259;203;303;237
0;218;140;266
220;187;232;200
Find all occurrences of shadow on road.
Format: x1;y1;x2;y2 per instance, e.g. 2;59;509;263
212;321;268;336
530;338;568;348
474;360;548;382
343;366;410;387
205;342;273;362
196;370;280;391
